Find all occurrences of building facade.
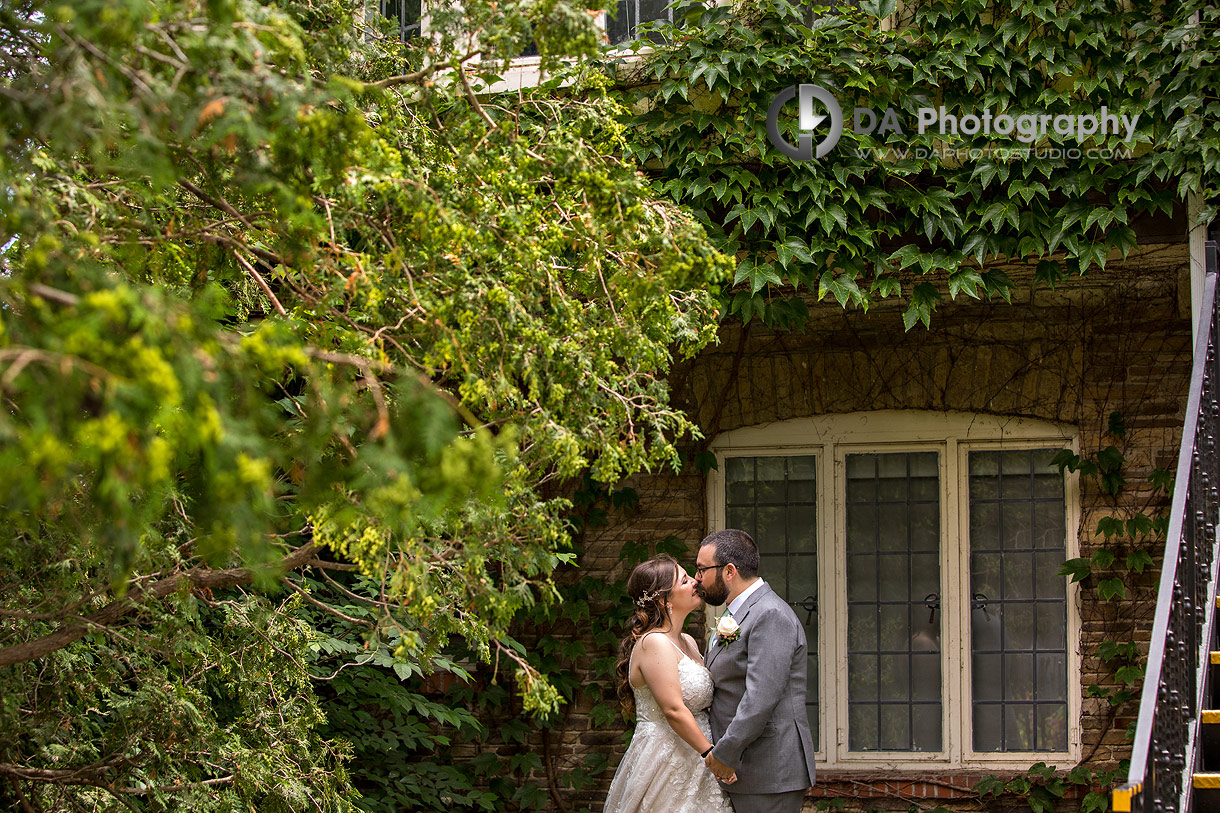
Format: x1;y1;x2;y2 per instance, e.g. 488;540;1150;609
552;234;1194;810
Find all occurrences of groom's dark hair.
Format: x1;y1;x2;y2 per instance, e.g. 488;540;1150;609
700;529;760;577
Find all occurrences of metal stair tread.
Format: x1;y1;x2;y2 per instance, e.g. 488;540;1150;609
1195;774;1220;789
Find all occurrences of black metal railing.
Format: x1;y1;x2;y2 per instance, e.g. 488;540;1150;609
1114;239;1220;812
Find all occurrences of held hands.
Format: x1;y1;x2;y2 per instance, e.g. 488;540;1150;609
704;752;737;785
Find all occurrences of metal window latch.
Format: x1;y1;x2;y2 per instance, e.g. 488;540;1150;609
924;593;940;624
921;593;989;623
790;595;818;625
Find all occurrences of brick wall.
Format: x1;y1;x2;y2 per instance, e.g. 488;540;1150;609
485;241;1195;812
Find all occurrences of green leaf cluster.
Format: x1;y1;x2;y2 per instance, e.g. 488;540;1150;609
601;0;1218;329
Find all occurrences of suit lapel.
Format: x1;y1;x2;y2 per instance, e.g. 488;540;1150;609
705;582;772;669
706;626;723;669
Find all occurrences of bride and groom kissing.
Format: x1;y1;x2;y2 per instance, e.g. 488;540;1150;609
604;529;817;813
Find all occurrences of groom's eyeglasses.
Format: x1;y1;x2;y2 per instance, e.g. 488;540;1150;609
693;564;727;578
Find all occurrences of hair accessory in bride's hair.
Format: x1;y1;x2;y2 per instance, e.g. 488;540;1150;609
634;588;662;609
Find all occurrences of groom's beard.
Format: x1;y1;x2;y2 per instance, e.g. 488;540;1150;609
699;581;729;606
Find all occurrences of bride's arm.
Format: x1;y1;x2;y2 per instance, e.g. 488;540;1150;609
635;635;715;756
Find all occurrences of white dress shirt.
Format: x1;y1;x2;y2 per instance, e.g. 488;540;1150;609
711;578;768;646
727;577;767;617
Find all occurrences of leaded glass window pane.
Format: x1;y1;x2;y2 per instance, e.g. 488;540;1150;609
845;452;941;752
606;0;674;45
724;455;818;746
969;449;1068;752
377;0;422;40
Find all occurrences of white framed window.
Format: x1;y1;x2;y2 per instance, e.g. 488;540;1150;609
364;1;695;93
605;0;675;45
705;411;1082;771
370;1;675;48
374;0;423;40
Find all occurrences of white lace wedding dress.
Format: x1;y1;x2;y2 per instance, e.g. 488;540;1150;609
603;636;735;813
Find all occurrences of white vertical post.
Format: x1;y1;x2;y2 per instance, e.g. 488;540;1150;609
1190;190;1208;346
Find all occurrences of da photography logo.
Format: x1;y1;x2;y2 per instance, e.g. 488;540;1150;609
766;84;843;161
765;84;1141;162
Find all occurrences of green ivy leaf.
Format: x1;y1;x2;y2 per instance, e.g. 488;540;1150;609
902;282;941;331
693;450;719;474
973;775;1004;797
962;232;989;265
1126;549;1154;573
589;702;620;728
1097;577;1127;602
1149;468;1174;492
1125;514;1153;538
819;270;863;308
1034;259;1066;289
500;719;532;745
1081;791;1111;813
1050;448;1079;472
1059;557;1092;583
1005;776;1032;795
889;244;924;270
750;262;783;294
871;275;901;298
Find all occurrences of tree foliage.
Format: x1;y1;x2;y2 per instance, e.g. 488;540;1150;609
0;0;729;806
6;0;1217;807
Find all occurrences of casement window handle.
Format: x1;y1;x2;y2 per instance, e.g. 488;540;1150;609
923;592;940;623
790;595;818;625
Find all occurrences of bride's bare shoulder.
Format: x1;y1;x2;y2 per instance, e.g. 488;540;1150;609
634;631;665;652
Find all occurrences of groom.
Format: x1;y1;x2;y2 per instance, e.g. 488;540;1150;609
695;529;816;813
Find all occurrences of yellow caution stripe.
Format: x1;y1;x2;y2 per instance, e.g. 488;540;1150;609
1203;710;1220;725
1195;774;1220;789
1212;651;1220;665
1112;783;1139;811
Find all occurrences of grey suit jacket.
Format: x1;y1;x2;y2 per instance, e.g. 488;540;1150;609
705;582;816;795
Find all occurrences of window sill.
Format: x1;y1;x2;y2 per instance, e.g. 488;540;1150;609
806;771;1092;800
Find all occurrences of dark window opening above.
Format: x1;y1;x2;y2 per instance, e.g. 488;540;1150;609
377;0;422;40
606;0;674;45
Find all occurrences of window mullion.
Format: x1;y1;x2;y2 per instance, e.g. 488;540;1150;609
946;437;967;766
832;446;849;764
1064;441;1084;763
817;447;833;761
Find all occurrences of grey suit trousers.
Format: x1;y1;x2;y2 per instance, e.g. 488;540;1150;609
726;789;807;813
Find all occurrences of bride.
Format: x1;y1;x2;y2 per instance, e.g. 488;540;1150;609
603;554;735;813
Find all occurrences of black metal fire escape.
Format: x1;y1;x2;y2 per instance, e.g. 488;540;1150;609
1114;236;1220;811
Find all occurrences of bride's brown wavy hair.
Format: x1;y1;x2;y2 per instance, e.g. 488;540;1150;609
614;554;682;716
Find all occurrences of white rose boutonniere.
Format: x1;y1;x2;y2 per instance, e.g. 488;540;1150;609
716;615;741;646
